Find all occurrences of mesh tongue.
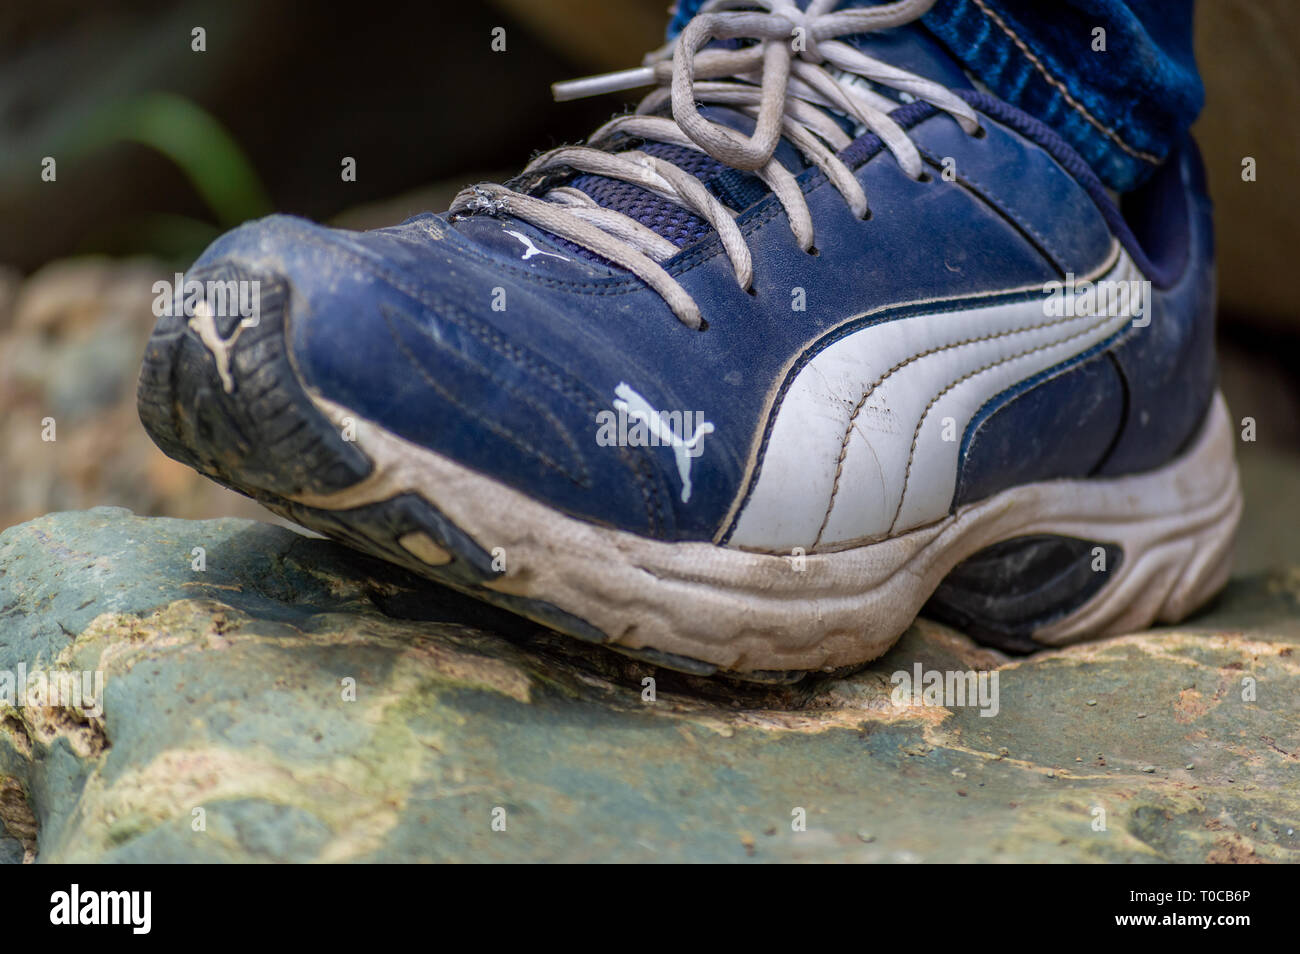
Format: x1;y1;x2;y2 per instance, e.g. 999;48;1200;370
564;139;768;253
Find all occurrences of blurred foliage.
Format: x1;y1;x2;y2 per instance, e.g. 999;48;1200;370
0;0;633;272
63;92;271;261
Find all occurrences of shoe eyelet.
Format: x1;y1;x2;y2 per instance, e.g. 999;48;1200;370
860;208;873;221
806;245;820;257
745;285;758;297
971;125;988;139
916;171;933;183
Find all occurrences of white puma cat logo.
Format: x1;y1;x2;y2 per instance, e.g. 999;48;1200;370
613;382;714;503
504;229;570;262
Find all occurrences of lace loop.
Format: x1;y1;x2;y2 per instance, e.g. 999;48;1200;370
453;0;979;328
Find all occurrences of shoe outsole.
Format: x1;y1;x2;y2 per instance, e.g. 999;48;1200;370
138;267;1243;681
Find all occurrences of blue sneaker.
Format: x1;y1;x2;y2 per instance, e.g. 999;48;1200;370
138;0;1241;680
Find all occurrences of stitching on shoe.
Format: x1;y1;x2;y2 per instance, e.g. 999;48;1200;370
382;304;591;488
954;321;1139;503
887;311;1118;535
278;223;667;533
917;146;1073;272
285;226;598;409
627;442;670;535
813;307;1117;548
718;285;1047;546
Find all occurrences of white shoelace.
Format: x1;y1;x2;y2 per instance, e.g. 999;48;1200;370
449;0;980;329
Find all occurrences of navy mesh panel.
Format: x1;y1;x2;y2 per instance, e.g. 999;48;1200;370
566;141;726;250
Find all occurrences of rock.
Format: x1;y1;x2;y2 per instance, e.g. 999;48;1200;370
0;776;37;863
2;508;1298;863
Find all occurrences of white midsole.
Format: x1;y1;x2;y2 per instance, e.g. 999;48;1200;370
290;391;1242;673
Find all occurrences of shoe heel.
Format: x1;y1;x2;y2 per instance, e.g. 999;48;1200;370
1002;391;1242;647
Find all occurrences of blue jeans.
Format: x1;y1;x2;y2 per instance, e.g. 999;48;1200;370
667;0;1202;192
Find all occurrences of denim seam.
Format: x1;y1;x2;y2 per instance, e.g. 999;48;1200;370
968;0;1160;165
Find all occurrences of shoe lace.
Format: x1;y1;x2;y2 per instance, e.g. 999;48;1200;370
449;0;980;329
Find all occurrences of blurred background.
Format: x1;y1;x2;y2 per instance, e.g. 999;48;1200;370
1;0;1297;572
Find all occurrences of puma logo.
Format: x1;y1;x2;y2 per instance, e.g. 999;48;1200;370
187;300;247;394
504;229;570;262
601;382;714;504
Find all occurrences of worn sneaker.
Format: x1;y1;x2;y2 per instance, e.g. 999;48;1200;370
137;0;1241;680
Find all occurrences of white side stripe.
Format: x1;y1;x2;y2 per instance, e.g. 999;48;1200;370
730;247;1139;551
